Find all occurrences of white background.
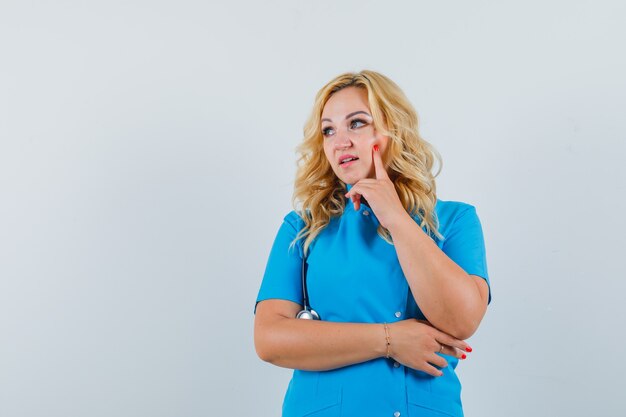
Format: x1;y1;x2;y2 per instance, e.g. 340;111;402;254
1;1;624;416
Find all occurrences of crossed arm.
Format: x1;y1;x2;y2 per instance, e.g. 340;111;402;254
254;218;489;371
386;212;490;340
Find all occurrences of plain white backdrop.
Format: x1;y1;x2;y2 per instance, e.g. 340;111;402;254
1;1;624;416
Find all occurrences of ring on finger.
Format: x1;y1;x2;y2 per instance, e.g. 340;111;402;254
439;343;444;353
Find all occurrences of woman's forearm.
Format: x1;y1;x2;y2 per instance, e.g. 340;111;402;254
387;213;486;340
255;317;387;371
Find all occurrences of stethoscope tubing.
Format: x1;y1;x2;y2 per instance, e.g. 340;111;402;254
296;249;320;320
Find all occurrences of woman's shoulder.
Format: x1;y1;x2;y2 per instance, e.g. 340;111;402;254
435;198;477;219
281;209;307;231
434;198;480;232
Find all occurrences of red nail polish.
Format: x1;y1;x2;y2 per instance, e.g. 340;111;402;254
373;144;379;152
465;346;472;352
461;354;466;359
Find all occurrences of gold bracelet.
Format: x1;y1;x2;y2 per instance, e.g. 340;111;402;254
383;322;391;358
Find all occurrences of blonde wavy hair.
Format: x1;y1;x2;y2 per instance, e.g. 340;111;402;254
289;70;444;256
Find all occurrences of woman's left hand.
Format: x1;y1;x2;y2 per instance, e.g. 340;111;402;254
344;145;409;231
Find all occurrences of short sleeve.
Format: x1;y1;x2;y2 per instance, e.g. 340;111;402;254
253;212;305;314
442;205;492;304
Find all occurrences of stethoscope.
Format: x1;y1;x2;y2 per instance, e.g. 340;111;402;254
295;250;321;320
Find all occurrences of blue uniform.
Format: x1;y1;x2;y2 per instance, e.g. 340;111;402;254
254;185;491;417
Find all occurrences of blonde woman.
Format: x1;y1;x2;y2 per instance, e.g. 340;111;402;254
254;70;491;417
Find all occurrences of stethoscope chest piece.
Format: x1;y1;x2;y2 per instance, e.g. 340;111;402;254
296;308;320;320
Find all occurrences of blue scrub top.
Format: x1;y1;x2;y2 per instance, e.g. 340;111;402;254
255;185;491;417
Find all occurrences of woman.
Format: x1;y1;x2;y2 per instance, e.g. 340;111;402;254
254;70;491;417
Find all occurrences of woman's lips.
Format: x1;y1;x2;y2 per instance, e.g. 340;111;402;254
340;159;358;168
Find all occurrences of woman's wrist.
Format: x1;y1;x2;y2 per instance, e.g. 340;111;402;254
371;323;389;358
384;210;414;236
382;323;392;358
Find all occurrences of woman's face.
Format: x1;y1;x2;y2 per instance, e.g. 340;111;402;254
321;87;389;185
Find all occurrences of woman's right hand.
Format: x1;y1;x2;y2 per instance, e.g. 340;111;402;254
388;318;471;376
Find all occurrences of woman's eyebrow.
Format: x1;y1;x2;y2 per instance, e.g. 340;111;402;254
321;111;371;123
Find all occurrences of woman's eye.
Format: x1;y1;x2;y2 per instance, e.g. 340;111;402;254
322;127;334;137
350;119;367;129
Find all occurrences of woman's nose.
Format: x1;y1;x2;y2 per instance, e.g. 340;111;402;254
333;131;352;149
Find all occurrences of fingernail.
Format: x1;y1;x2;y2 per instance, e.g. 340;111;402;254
461;354;467;360
373;144;379;152
465;346;472;352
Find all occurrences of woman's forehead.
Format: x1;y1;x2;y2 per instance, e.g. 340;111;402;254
321;88;370;120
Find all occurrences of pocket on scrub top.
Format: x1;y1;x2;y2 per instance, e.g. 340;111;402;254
300;401;341;417
282;371;342;417
406;367;462;417
407;403;458;417
406;386;462;417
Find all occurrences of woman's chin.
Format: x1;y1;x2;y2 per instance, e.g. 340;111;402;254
336;171;367;185
338;176;360;186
